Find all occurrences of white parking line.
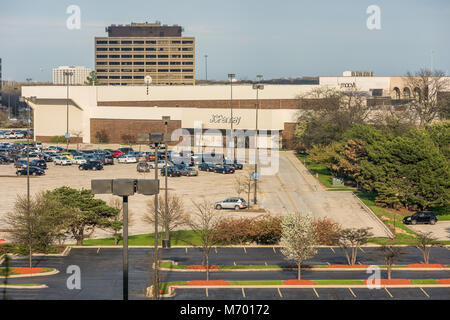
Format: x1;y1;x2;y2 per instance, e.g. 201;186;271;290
277;288;283;298
313;288;320;298
265;261;268;266
243;247;247;254
273;247;277;254
242;288;246;298
97;248;101;254
214;247;218;254
359;247;366;253
330;247;335;253
384;288;393;298
233;261;236;266
348;288;357;298
206;288;209;298
185;247;188;254
419;287;430;298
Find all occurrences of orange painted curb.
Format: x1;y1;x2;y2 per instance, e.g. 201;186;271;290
188;280;230;285
365;279;411;285
407;264;448;268
12;267;46;274
438;279;450;285
283;280;314;285
328;265;369;269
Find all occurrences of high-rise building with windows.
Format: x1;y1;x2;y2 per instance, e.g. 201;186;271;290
95;22;195;86
53;66;92;85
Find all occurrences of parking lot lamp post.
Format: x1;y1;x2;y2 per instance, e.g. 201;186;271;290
252;75;264;205
91;179;160;300
64;71;74;151
228;74;236;160
162;117;171;249
150;133;163;298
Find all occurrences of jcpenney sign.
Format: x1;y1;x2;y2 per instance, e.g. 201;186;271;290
209;114;242;125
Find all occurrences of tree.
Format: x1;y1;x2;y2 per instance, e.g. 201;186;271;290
235;172;254;208
3;192;64;267
378;245;403;280
95;130;109;143
145;193;189;243
280;212;317;280
404;69;450;127
121;134;136;145
70;130;83;151
337;228;373;265
85;71;101;86
49;187;119;245
186;200;222;281
295;87;370;148
313;218;342;245
415;231;438;264
107;197;134;245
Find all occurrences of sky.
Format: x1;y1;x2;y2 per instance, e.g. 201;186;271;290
1;0;449;82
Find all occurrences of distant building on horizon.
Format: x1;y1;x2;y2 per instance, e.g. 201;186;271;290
53;66;92;85
95;21;195;86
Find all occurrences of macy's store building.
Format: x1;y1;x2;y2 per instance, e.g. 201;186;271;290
21;84;318;149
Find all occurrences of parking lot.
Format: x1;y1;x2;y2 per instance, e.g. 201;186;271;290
0;143;265;239
410;222;450;241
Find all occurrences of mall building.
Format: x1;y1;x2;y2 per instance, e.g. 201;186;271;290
21;72;449;149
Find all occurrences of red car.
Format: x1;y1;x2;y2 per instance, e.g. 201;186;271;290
113;150;125;158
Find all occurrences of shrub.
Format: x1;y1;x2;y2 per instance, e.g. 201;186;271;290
212;218;256;245
95;130;109;143
313;218;342;245
50;135;66;143
252;216;282;245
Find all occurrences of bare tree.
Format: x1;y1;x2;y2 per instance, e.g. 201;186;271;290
378;245;403;280
337;228;373;265
404;69;450;126
186;200;222;281
234;172;254;208
107;197;134;245
70;130;83;151
415;231;439;264
3;192;63;268
145;193;189;242
280;212;317;280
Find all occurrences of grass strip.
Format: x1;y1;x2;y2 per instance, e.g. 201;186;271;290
411;279;439;285
0;267;53;276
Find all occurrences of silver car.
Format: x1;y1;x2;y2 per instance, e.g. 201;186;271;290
215;197;247;210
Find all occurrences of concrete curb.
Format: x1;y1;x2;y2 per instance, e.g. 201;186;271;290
0;284;48;289
149;283;450;298
0;269;59;279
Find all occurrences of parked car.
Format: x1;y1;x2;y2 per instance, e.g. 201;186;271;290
71;156;87;165
198;162;217;172
30;159;47;170
37;153;53;162
16;166;45;176
103;155;114;165
215;198;247;210
160;166;181;177
54;156;72;166
137;162;151;173
118;147;134;155
117;155;137;163
78;161;103;171
112;150;125;158
403;211;438;225
149;160;168;169
214;165;235;174
0;155;11;164
224;160;244;170
14;160;29;169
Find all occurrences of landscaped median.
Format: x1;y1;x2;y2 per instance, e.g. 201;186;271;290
151;278;450;297
0;283;48;289
158;261;450;272
0;267;59;278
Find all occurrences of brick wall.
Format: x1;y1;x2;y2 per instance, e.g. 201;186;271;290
282;123;297;150
90;118;182;144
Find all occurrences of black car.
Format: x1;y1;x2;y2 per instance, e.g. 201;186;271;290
78;161;104;171
137;162;150;173
16;166;45;176
0;155;11;164
403;211;438;225
14;160;29;169
160;166;181;177
224;160;244;170
198;162;217;172
30;159;47;170
214;165;235;174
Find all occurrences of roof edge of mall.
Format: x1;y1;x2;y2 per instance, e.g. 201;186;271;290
21;75;450;148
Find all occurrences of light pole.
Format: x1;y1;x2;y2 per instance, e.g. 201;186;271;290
162;117;171;249
150;132;163;299
205;55;208;81
228;73;236;160
252;75;264;205
19;95;37;268
63;71;74;151
92;179;160;300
